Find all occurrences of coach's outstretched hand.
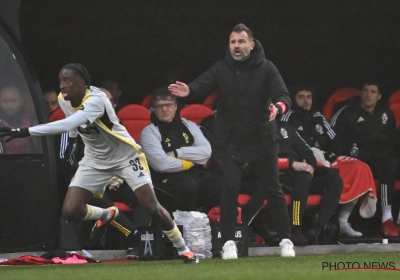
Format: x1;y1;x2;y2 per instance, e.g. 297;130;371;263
168;81;190;97
0;127;30;142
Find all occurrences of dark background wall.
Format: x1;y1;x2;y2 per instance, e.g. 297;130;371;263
19;0;400;110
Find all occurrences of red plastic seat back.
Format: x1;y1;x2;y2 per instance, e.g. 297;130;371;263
117;104;151;142
203;92;217;110
389;89;400;105
389;103;400;129
140;94;152;109
323;87;360;121
180;104;214;125
389;90;400;129
113;201;133;212
49;107;66;122
207;206;242;225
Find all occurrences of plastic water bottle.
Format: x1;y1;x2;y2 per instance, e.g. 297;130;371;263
173;210;213;259
82;249;93;258
350;143;359;157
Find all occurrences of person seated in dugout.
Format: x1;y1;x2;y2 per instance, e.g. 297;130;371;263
276;120;343;245
281;84;378;238
0;85;41;154
331;81;400;237
43;87;61;114
99;78;123;111
140;86;221;216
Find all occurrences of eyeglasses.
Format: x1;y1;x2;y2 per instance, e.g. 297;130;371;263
153;102;176;110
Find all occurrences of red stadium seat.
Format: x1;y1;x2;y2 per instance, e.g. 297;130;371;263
237;194;251;206
237;193;321;207
389;89;400;129
203;92;217;110
389;103;400;129
389;89;400;105
207;192;322;226
113;201;133;212
208;206;242;225
180;104;214;125
49;107;66;122
117;104;150;142
140;93;152;109
396;180;400;191
323;87;360;121
385;90;400;192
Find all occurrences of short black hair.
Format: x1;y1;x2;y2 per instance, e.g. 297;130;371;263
61;63;91;89
231;23;254;41
42;86;58;95
292;83;315;98
362;80;381;93
151;86;178;106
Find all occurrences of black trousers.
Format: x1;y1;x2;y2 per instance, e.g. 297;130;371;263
365;156;398;207
279;170;343;231
219;154;290;242
240;180;267;226
154;170;221;214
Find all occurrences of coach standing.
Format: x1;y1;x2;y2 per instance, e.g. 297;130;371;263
169;23;294;259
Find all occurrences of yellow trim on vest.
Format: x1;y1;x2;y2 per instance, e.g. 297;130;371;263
74;89;90;110
181;159;193;171
58;89;90;110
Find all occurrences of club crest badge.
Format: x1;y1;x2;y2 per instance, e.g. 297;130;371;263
315;124;323;134
382;113;388;124
183;132;189;143
280;128;288;138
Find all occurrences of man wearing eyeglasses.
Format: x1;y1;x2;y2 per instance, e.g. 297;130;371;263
140;87;220;216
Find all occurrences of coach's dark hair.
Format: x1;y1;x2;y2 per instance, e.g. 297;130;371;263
231;23;254;41
61;63;91;89
151;86;178;105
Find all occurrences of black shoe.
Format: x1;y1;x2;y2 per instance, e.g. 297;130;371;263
126;247;140;260
291;231;308;246
304;228;319;245
265;235;281;246
181;252;199;264
90;206;119;240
